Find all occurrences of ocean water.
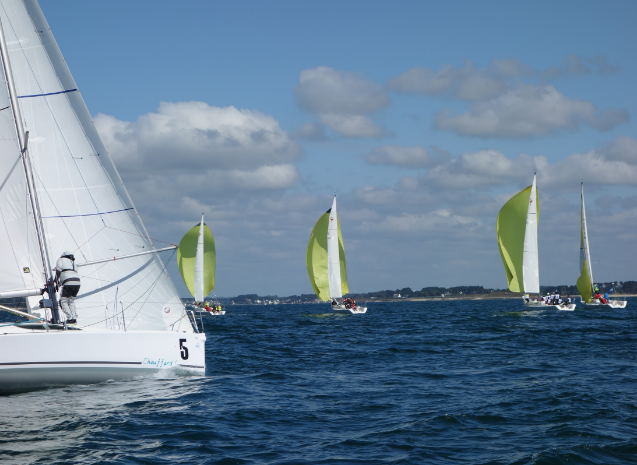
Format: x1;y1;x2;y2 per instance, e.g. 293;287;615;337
1;299;636;464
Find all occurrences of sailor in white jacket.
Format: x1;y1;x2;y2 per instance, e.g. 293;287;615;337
55;251;80;324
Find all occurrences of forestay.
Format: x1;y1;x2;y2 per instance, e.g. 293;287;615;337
0;0;189;331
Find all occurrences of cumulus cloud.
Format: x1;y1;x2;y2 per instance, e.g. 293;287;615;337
291;122;326;140
365;145;450;169
95;101;301;174
600;136;637;164
294;67;389;138
388;55;619;101
433;85;629;138
319;114;386;138
387;59;509;100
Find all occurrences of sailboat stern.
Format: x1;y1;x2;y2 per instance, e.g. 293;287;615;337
0;329;206;395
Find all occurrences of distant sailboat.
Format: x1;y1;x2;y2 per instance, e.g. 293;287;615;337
178;215;224;315
576;183;626;309
307;196;366;314
497;174;575;311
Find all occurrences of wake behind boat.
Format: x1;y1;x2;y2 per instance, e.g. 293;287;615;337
0;0;204;394
306;196;367;314
576;183;627;309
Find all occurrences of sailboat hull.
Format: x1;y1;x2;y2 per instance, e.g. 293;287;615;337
331;304;367;314
580;299;627;309
0;329;206;394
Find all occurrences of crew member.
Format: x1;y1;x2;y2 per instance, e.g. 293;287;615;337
56;251;80;324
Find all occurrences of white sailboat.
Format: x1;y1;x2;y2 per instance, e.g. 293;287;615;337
0;0;205;394
307;196;367;314
576;183;627;309
178;215;224;315
497;174;575;311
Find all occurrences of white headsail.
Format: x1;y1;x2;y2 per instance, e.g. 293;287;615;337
326;196;342;299
194;214;205;303
522;174;539;294
0;0;189;331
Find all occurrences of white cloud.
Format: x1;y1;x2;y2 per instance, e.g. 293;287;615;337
319;114;386;138
365;145;450;169
600;136;637;164
95;101;301;173
295;66;390;115
291;122;326;140
434;85;629;138
388;55;619;102
387;60;508;100
294;67;390;138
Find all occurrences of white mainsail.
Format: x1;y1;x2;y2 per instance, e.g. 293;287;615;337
0;0;189;332
194;214;205;302
326;196;342;299
522;174;539;294
0;41;43;296
580;182;594;290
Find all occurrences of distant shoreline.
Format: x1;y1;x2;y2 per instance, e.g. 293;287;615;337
372;294;637;303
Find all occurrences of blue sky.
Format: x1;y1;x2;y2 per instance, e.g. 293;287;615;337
41;0;637;296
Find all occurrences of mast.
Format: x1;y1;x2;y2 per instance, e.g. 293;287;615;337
0;14;60;322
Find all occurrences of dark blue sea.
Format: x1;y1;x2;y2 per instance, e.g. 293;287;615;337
1;299;637;464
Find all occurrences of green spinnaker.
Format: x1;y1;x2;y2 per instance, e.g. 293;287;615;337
496;185;539;292
177;222;216;299
576;213;593;303
576;258;592;304
306;210;348;301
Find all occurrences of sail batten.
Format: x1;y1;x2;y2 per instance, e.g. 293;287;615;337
0;0;189;331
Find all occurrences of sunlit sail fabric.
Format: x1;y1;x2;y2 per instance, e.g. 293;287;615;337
307;197;348;301
576;183;593;303
497;176;540;293
178;218;215;302
0;0;188;331
0;38;43;294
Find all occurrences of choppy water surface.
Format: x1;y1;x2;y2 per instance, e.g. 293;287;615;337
1;299;637;464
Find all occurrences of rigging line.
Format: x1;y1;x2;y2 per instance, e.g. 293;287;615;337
31;167;85;259
70;224;107;256
104;225;177;247
126;250;177;328
76;258;153;299
1;9;105;226
80;250;177;329
0;104;8;111
42;208;134;219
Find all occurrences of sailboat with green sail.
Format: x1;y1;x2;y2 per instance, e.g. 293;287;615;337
576;183;626;309
497;174;575;310
178;214;224;315
307;196;367;314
